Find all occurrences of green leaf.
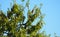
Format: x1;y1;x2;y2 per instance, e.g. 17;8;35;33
26;0;30;8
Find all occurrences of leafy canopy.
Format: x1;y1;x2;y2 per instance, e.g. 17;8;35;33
0;0;50;37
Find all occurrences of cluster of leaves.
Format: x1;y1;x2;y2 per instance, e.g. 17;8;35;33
0;0;50;37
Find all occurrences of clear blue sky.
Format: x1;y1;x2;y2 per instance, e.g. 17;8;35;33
0;0;60;37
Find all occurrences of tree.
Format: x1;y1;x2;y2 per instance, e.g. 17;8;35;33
0;0;50;37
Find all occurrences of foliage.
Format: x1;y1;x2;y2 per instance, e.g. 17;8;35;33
0;0;50;37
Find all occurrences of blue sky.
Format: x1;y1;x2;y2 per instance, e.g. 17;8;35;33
0;0;60;37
